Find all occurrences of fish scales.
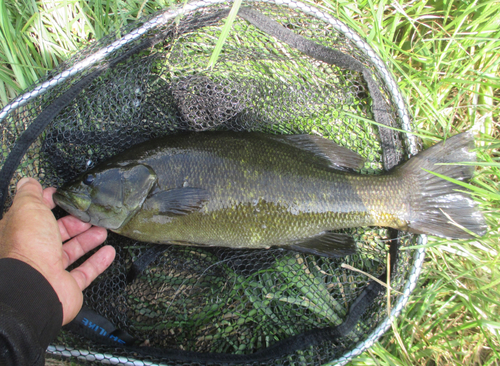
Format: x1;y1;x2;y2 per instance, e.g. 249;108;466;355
54;131;486;257
117;134;401;246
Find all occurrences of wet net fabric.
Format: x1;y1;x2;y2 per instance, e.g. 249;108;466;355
0;1;421;365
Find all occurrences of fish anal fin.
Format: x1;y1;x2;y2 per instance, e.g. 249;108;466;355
267;134;365;170
288;231;357;257
143;187;208;216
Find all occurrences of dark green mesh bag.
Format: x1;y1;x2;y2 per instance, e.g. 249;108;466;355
0;1;426;365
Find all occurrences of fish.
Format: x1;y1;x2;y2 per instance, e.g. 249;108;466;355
53;131;487;257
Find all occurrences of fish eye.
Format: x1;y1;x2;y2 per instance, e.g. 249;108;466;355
83;174;95;186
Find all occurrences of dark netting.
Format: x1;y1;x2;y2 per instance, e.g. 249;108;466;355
0;1;423;365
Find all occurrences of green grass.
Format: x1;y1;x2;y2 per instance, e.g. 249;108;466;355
1;0;499;365
326;1;500;365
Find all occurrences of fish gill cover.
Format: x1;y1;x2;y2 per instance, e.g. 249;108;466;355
0;1;467;365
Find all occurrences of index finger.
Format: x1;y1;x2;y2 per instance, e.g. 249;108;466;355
58;215;93;242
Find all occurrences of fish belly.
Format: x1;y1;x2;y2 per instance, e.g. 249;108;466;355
115;173;408;248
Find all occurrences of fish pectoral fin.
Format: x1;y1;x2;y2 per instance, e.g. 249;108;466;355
266;134;365;170
143;187;209;216
288;232;357;257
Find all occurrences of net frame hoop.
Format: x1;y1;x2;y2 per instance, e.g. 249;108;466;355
0;0;426;363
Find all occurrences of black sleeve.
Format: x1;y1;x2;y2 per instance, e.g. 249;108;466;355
0;258;63;366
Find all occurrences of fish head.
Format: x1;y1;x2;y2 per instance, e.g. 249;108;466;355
54;163;157;230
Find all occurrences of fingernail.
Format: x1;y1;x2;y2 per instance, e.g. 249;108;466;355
17;177;30;189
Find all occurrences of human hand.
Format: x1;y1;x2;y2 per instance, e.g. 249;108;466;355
0;177;115;325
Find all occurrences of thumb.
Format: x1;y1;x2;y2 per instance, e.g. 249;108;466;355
17;177;31;189
13;178;46;208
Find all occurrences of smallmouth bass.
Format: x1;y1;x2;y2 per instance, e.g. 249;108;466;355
53;132;486;257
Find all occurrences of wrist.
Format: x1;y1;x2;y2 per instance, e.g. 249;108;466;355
0;258;63;347
4;251;57;288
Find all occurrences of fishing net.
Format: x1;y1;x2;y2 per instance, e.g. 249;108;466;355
0;1;426;365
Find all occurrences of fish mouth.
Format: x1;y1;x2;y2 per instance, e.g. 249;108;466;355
53;190;91;223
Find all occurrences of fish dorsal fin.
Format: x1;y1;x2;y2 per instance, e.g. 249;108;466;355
267;134;365;170
143;187;209;216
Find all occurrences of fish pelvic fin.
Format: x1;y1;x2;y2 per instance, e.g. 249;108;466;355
397;131;487;239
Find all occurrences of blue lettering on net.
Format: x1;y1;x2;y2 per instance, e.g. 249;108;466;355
81;317;126;344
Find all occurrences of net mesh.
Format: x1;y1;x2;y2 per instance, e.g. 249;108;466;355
0;1;421;365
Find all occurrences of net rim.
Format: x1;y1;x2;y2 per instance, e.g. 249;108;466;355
0;0;426;363
331;239;426;365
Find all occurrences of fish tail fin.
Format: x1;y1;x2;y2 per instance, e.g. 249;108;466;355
397;131;486;239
